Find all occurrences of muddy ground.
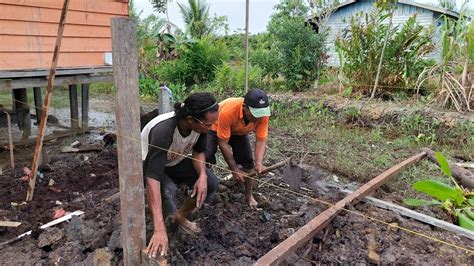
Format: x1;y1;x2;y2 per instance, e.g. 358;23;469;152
0;93;473;264
0;133;472;265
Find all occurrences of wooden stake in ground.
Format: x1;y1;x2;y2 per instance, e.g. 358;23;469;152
256;151;426;265
26;0;70;201
111;17;146;265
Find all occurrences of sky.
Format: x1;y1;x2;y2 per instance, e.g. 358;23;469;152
133;0;473;34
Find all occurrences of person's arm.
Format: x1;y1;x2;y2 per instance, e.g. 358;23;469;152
143;123;173;258
146;178;168;258
218;138;245;182
254;116;270;174
191;151;207;208
254;139;267;174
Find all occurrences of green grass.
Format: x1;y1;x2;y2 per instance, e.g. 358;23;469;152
268;100;473;192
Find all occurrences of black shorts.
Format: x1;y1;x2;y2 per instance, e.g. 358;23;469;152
205;130;254;169
159;158;219;216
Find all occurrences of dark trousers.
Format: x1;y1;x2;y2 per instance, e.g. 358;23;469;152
205;130;255;170
160;158;218;216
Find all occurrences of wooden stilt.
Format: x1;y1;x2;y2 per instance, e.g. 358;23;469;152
33;87;42;124
69;84;79;129
81;83;90;131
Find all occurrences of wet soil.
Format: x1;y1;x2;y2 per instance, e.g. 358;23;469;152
0;137;472;264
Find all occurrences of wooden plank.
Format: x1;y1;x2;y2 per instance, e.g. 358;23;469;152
0;0;128;16
0;5;125;26
256;151;427;265
0;221;21;227
81;83;89;130
340;189;474;240
33;87;42;123
0;66;112;79
0;210;84;247
0;52;109;70
0;35;112;52
68;84;79;129
0;74;113;90
0;129;83;148
111;17;145;265
27;0;70;202
0;20;112;38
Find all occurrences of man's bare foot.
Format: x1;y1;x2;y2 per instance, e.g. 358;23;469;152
169;214;201;235
178;219;201;235
247;194;258;209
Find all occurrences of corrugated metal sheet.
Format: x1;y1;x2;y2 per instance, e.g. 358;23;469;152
0;0;128;71
324;0;443;66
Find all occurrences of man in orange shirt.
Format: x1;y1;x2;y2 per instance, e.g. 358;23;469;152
206;89;271;208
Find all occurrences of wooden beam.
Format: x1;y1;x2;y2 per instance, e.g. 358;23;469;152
0;66;112;79
81;83;90;131
68;84;79;129
0;74;113;91
256;151;426;265
340;189;474;240
0;221;21;227
27;0;70;202
0;129;82;149
111;17;145;265
33;87;42;124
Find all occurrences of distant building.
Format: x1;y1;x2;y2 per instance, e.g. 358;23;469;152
316;0;459;66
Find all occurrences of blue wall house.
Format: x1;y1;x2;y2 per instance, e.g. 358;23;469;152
317;0;459;66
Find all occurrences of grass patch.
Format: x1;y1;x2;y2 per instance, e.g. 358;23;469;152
269;100;473;191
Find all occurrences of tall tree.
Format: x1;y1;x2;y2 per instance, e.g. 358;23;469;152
178;0;211;38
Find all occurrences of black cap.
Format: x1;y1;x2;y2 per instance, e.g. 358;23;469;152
244;89;271;117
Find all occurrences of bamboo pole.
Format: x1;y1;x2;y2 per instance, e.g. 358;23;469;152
26;0;70;201
244;0;250;93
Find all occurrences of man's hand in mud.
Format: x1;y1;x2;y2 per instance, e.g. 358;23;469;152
255;163;265;176
231;168;246;183
147;229;168;259
191;174;207;208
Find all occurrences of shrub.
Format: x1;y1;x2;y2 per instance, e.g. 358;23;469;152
267;0;327;91
156;37;229;86
335;6;435;96
213;62;265;97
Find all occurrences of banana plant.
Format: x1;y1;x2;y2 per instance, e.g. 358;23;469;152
404;152;474;231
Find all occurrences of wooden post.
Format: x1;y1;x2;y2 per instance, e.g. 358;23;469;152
111;17;146;265
69;84;79;129
4;111;15;175
27;0;70;202
244;0;250;93
256;152;426;265
33;87;42;124
81;83;90;131
13;88;31;140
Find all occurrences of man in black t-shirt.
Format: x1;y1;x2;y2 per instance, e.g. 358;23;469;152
141;93;219;259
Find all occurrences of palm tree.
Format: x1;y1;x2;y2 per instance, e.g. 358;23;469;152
178;0;211;38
